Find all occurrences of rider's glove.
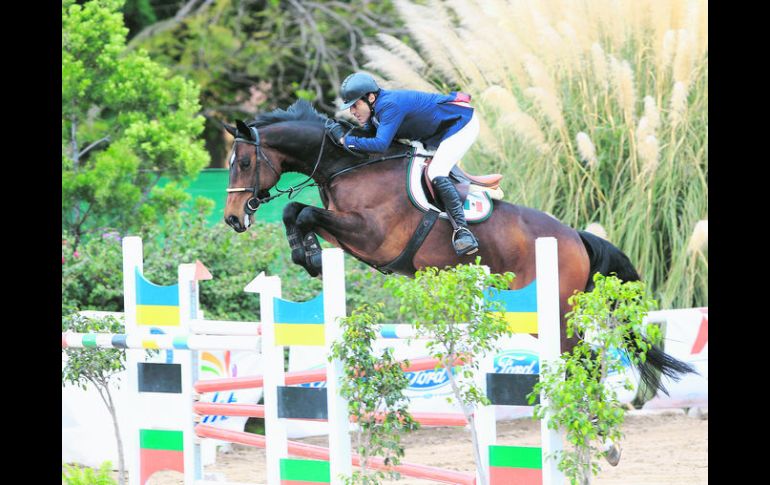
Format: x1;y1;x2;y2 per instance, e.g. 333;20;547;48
325;121;347;145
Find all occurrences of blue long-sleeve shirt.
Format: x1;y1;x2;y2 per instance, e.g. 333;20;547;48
343;89;474;152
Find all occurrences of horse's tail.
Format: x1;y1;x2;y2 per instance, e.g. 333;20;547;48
577;231;697;396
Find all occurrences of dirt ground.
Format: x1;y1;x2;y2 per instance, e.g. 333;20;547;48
134;408;707;484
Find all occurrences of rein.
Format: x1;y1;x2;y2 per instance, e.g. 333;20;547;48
326;150;412;184
227;123;412;210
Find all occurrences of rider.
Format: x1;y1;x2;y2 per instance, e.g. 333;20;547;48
327;72;481;256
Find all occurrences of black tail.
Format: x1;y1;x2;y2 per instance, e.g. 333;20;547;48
578;231;697;396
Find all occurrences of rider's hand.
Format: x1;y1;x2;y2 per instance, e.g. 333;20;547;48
326;121;346;143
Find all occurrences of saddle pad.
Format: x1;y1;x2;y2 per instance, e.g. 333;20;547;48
406;156;493;223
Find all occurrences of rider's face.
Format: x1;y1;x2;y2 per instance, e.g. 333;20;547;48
349;94;375;125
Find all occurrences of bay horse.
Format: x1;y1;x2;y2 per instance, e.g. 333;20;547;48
223;100;694;397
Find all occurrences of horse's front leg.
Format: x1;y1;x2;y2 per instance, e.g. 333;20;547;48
283;202;317;274
294;205;372;276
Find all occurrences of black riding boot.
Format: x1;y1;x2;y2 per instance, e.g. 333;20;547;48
431;176;479;256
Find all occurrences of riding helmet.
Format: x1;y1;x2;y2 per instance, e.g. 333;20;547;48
339;72;380;110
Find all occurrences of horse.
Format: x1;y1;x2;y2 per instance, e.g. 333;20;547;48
223;100;694;397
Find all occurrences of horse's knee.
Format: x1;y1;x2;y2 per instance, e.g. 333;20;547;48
295;207;318;231
283;202;305;226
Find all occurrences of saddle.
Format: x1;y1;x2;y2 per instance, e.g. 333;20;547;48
402;141;504;223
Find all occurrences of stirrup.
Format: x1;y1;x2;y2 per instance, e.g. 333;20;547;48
452;227;478;256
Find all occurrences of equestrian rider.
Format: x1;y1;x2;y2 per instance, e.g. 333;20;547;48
327;72;481;256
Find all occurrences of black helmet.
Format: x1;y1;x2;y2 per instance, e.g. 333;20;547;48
339;72;380;110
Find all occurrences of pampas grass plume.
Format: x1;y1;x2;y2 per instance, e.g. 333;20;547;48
523;54;558;96
525;87;565;129
638;134;660;175
375;33;426;70
687;219;708;254
660;29;677;72
670;81;688;126
585;222;609;240
499;112;548;151
480;85;520;115
362;45;436;92
644;96;661;130
611;57;637;122
576;132;598;168
591;43;609;89
673;29;695;86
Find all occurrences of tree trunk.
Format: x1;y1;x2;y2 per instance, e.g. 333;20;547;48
94;382;126;485
107;389;127;485
443;354;487;485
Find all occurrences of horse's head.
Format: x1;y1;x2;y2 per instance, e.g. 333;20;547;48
223;120;284;232
223;100;361;233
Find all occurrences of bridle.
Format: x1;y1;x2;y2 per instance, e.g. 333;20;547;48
225;125;279;214
225;124;327;215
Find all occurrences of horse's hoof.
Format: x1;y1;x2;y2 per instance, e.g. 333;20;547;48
604;442;621;466
291;248;307;267
306;251;323;276
304;266;320;277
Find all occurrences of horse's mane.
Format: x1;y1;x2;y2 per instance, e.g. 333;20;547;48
249;100;329;128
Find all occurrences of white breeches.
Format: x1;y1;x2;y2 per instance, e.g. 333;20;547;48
427;110;480;180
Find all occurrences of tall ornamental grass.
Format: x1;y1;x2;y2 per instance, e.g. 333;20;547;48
361;0;707;308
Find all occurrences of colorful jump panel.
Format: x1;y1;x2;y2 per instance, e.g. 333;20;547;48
485;280;538;333
139;429;184;485
489;445;542;485
280;458;331;484
273;292;325;346
135;268;180;327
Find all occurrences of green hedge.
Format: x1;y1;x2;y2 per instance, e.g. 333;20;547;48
62;208;401;323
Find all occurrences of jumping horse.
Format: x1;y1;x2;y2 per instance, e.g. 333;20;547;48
223;100;694;397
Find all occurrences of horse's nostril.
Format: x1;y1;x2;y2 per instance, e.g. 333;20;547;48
226;215;240;227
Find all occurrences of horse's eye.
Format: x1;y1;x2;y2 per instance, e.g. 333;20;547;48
239;156;251;169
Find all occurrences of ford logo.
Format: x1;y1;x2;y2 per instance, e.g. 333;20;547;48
405;367;455;390
494;350;540;374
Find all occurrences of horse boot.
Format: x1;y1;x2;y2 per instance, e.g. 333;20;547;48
431;176;479;256
302;232;323;276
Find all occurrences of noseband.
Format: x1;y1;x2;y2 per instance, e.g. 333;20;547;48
225;126;280;214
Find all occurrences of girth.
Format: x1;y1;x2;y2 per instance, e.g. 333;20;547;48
339;209;440;276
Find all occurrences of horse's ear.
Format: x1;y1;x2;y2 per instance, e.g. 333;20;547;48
223;123;238;138
236;120;252;140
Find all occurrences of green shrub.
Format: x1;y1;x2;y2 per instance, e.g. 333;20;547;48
62;461;116;485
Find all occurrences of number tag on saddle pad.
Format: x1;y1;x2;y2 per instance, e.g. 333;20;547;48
406;156;494;223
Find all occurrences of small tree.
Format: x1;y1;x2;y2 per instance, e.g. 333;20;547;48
62;309;155;485
329;303;420;484
385;260;514;485
62;0;209;250
532;274;660;484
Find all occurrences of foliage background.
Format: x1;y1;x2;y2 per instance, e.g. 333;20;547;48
63;0;706;322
